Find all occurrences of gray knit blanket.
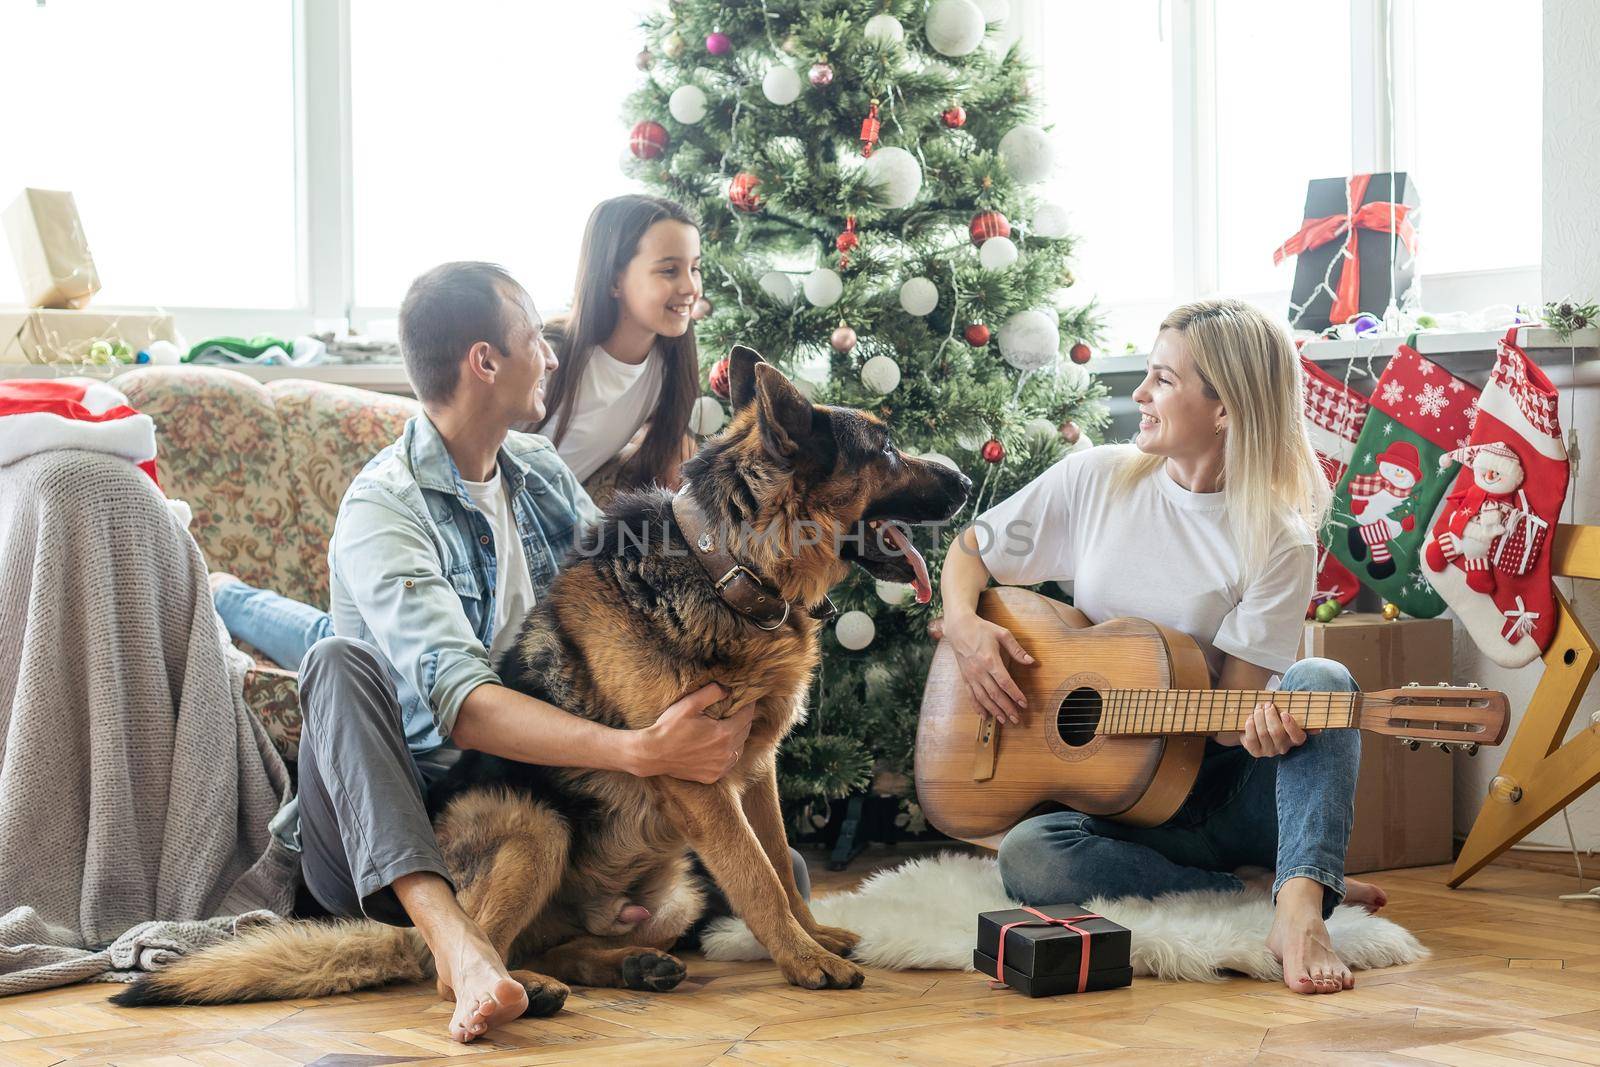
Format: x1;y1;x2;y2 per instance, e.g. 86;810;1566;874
0;450;297;995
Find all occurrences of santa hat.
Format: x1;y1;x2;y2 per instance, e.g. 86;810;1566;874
1438;439;1518;470
0;378;160;486
1375;440;1422;480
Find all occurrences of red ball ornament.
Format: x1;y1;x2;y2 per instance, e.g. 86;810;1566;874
705;32;732;55
709;356;730;399
830;324;858;353
629;120;669;160
836;229;859;254
728;172;762;212
981;439;1005;464
941;105;967;128
809;61;834;87
964;323;991;347
635;48;654;71
968;210;1011;246
1069;342;1092;364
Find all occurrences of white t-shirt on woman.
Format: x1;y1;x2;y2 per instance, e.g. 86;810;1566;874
552;344;664;482
974;444;1314;678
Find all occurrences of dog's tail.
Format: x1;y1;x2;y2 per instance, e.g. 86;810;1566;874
110;920;427;1007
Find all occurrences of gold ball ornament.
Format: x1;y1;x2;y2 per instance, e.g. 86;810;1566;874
1382;602;1401;621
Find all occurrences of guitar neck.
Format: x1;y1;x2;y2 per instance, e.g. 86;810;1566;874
1100;690;1360;736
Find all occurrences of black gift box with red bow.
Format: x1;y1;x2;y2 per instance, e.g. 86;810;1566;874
974;904;1133;997
1275;172;1421;332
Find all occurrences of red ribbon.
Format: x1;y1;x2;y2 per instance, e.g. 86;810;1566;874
989;906;1102;993
1272;174;1418;326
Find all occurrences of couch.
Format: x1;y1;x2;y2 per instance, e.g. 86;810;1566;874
113;366;421;761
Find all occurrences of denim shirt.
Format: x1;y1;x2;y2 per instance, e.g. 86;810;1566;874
327;413;601;754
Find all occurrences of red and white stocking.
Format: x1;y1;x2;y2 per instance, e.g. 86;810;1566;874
1422;329;1568;667
1300;355;1369;614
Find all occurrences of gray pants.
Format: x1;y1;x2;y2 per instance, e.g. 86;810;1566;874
295;636;808;929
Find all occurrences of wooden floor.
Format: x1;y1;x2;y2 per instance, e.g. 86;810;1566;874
6;851;1600;1066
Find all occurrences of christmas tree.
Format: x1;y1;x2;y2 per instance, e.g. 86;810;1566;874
624;0;1108;835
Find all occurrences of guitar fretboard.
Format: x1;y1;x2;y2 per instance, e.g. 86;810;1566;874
1094;690;1359;736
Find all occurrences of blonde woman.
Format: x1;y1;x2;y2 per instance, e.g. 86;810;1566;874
938;299;1385;996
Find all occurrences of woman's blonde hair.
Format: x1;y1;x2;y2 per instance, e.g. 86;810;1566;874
1116;298;1330;571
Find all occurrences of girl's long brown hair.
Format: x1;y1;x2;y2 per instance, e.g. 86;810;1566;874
537;195;700;491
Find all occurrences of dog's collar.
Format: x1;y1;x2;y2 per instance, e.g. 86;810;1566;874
671;485;836;632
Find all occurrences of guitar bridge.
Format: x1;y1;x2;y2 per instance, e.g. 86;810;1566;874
973;715;998;781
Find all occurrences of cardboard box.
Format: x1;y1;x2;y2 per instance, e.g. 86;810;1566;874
0;308;180;365
3;189;101;309
1300;612;1454;873
974;904;1133;997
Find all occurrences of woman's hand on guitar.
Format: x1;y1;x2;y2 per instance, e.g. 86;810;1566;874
944;612;1034;724
1215;701;1311;757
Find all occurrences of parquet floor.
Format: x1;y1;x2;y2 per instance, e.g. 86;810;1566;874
5;849;1600;1066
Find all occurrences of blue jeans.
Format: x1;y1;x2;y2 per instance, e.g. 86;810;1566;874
998;658;1361;920
213;581;332;671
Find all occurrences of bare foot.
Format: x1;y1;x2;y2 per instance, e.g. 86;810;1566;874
1344;877;1388;913
1266;877;1353;995
437;940;530;1042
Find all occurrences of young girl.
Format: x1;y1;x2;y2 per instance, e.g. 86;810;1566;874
938;299;1385;997
212;194;704;671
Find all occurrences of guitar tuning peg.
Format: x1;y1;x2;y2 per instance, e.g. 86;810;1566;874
1464;743;1480;757
1432;741;1448;751
1402;738;1421;751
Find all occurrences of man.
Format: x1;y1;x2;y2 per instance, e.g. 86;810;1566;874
294;262;751;1043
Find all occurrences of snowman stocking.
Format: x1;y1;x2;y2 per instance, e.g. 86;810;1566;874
1328;344;1481;616
1300;355;1370;615
1423;328;1568;668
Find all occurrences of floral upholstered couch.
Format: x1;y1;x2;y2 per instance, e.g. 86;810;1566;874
112;366;420;762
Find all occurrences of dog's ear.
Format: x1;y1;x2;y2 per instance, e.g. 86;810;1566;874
753;361;813;462
728;345;765;410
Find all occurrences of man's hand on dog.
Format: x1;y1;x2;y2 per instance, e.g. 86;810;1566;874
629;683;754;783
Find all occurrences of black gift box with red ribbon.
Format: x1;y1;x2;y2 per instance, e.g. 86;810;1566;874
1275;172;1421;332
974;904;1133;997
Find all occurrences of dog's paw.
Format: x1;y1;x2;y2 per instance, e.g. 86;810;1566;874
620;949;687;992
807;924;861;958
510;970;570;1017
779;950;866;990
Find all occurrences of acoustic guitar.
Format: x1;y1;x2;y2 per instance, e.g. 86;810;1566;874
915;587;1508;847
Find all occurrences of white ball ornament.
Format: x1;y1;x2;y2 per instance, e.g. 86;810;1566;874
978;235;1019;271
875;579;912;605
835;610;876;651
669;84;708;124
1031;202;1071;239
860;354;902;394
761;65;802;106
863;146;923;210
803;267;843;308
899;276;939;316
759;270;796;304
925;0;986;57
998;124;1054;183
1024;416;1059;445
688;395;727;435
998;309;1060;371
864;12;905;45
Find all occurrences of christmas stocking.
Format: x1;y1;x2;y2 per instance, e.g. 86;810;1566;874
1423;328;1567;667
1328;345;1481;616
1300;354;1369;615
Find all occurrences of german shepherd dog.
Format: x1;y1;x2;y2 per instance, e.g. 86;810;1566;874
114;347;970;1015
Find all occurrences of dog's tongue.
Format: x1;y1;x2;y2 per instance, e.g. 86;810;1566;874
618;904;651;925
882;523;933;604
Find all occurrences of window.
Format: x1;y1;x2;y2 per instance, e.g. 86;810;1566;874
350;0;646;312
0;1;296;309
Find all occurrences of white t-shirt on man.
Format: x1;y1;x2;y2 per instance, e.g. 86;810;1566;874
975;444;1315;678
554;344;663;482
460;469;537;665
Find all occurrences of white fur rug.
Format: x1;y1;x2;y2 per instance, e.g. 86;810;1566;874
701;851;1428;982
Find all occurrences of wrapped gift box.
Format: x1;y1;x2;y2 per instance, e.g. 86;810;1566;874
974;904;1132;997
1300;612;1454;872
4;188;101;309
0;308;181;364
1277;172;1419;332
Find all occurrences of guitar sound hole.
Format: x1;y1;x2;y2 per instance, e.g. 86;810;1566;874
1056;687;1102;747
